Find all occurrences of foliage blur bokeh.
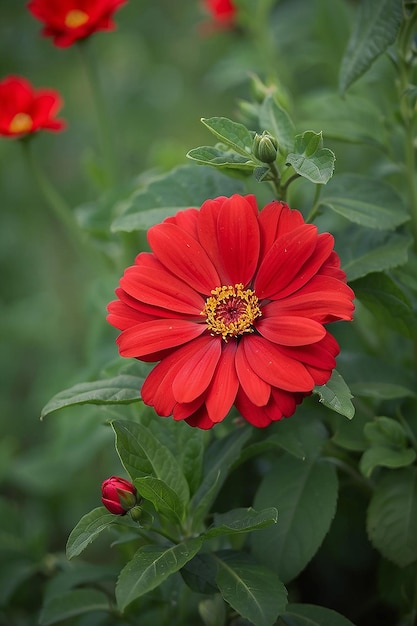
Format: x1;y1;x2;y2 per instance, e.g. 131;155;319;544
1;1;415;624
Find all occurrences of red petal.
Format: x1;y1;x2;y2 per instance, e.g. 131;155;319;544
254;224;318;299
117;319;205;358
305;364;333;386
185;406;215;429
235;388;288;427
198;197;229;283
264;276;355;323
258;200;304;265
141;355;180;416
275;233;336;298
205;340;239;422
256;315;326;346
242;335;314;392
107;299;154;330
173;395;206;420
166;207;200;239
216;195;260;285
141;338;209;414
172;335;222;402
278;332;340;370
120;265;205;315
148;221;219;295
235;342;271;406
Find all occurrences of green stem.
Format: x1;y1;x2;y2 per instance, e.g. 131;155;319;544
77;40;117;187
149;525;179;544
21;139;105;270
321;456;373;493
267;160;282;198
21;139;86;252
305;184;323;222
397;409;417;454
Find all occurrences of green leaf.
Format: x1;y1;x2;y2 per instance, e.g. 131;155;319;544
200;116;254;156
134;476;185;524
360;417;417;476
186;145;256;169
339;0;403;93
319;173;409;230
367;466;417;566
188;426;252;532
138;411;205;496
215;552;287;626
313;370;355;419
365;416;408;447
39;589;109;625
0;558;37;605
43;562;118;605
41;375;143;419
350;381;417;400
342;232;413;282
181;552;219;595
66;507;139;560
353;273;417;339
337;352;416;397
279;603;356;626
253;165;271;182
111;164;243;233
330;410;370;452
360;446;416;477
252;456;338;583
116;538;202;611
298;92;387;146
203;507;278;540
259;95;295;155
112;420;190;505
236;416;328;468
286;131;335;184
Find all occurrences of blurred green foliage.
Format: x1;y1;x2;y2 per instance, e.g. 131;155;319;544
1;0;414;624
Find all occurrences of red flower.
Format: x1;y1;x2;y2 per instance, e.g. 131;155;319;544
27;0;127;47
101;476;137;515
0;75;65;138
202;0;236;29
107;195;354;430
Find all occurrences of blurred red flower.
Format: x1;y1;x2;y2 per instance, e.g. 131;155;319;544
202;0;236;29
101;476;137;515
0;75;65;138
108;195;354;429
27;0;127;47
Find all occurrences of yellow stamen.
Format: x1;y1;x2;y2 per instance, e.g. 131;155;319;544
65;9;89;28
201;283;262;341
9;112;33;134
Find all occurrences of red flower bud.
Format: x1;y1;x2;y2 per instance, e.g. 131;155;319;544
101;476;137;515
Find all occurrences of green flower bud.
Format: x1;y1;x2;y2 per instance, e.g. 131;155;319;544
253;131;278;163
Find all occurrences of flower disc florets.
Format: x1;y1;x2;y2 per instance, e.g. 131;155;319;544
203;283;262;341
107;194;355;430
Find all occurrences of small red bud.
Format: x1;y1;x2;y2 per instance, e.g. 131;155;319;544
101;476;137;515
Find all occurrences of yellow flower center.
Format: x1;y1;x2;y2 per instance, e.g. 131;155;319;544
9;112;33;134
202;283;262;341
65;9;89;28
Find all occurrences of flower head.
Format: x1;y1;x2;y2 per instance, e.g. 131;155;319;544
27;0;127;47
108;195;354;429
202;0;236;30
0;75;65;138
101;476;137;515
